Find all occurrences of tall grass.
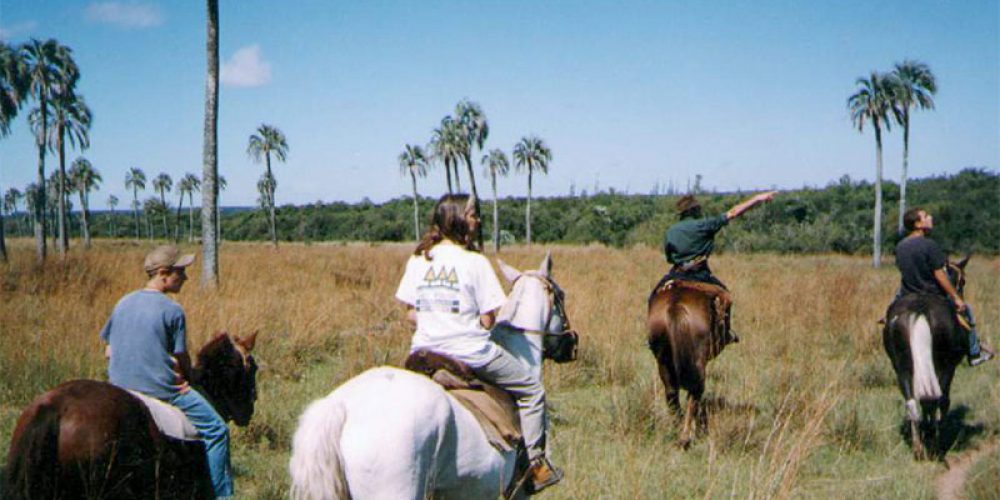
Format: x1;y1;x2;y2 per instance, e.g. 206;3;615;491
1;238;997;498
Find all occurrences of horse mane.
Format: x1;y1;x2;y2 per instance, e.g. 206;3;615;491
496;279;526;325
196;333;233;368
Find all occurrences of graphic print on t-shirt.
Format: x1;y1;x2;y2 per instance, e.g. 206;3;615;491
417;265;461;314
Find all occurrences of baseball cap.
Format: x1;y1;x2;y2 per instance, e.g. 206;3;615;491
144;245;196;273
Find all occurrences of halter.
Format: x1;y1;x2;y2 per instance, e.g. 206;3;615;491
509;271;572;337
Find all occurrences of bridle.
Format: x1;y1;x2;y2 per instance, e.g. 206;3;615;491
511;271;572;337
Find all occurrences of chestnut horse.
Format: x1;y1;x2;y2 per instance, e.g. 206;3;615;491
3;332;258;499
647;281;730;448
883;258;969;460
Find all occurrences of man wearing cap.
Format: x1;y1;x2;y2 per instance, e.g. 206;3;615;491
655;191;777;343
99;245;233;499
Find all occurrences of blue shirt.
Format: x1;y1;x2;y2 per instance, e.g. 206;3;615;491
99;290;188;399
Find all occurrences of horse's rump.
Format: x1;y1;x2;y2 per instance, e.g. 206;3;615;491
884;294;965;403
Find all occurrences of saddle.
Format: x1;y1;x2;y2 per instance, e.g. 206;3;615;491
127;390;200;441
404;350;523;453
656;279;732;340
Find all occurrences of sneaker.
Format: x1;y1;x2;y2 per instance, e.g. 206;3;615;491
969;350;994;367
529;458;564;494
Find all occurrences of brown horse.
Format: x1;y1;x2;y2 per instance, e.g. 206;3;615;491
648;281;730;448
3;332;258;499
883;258;969;460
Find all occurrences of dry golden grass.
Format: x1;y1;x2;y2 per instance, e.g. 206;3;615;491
1;238;997;499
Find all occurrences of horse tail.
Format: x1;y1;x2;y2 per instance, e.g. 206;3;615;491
4;401;61;500
289;393;351;500
906;313;942;402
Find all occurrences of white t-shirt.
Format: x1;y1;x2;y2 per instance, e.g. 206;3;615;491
395;241;507;368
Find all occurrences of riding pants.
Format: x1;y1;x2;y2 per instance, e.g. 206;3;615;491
168;388;233;498
473;349;547;461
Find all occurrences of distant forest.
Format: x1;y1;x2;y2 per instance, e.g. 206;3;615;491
4;168;997;255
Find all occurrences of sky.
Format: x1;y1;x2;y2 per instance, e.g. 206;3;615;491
1;0;997;209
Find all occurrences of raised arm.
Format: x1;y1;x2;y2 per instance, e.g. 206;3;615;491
725;191;777;221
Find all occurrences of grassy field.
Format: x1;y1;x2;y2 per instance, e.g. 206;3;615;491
1;239;997;499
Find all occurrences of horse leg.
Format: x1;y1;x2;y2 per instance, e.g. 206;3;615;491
657;361;681;418
905;399;926;460
678;392;699;450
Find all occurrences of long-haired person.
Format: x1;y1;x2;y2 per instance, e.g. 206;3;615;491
395;193;563;492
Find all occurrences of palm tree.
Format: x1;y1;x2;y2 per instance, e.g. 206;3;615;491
183;173;201;242
431;117;462;194
125;167;146;241
455;99;489;248
174;176;188;241
1;42;29;261
848;71;895;268
68;157;101;248
513;136;552;246
46;171;69;247
398;144;429;240
482;148;510;253
247;123;288;247
890;60;937;234
202;0;221;286
256;174;276;218
4;188;24;235
142;197;162;241
152;173;172;239
107;194;118;237
22;38;79;263
36;89;91;255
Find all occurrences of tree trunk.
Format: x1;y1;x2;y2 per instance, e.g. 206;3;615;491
0;178;7;263
898;112;909;235
444;160;453;194
462;152;483;250
189;193;195;243
35;92;47;264
109;207;115;237
491;171;499;254
175;192;184;242
201;0;220;287
266;154;277;247
526;165;533;246
159;190;169;240
411;171;420;241
873;127;883;269
79;191;91;248
57;129;68;256
453;163;462;192
132;188;140;241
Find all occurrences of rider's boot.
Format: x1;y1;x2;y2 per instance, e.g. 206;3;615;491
529;456;564;493
724;307;739;345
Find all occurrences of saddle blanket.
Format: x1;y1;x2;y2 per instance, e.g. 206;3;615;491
128;390;200;441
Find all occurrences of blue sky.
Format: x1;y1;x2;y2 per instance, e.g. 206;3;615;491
1;0;997;209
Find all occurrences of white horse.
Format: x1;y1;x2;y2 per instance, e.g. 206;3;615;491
289;253;574;500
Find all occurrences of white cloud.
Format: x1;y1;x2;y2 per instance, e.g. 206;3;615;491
0;21;38;41
85;2;164;29
221;45;272;88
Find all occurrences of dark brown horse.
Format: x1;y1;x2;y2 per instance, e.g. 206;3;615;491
883;258;969;460
648;281;730;448
4;332;259;499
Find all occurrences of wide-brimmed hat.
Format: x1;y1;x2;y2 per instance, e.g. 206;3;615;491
144;245;196;273
675;195;701;214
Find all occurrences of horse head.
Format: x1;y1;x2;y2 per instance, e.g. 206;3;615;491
946;254;970;296
194;331;259;426
496;252;579;365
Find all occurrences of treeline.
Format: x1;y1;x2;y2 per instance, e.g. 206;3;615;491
3;168;996;255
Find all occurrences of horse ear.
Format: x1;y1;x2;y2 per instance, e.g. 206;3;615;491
237;331;258;352
538;251;553;277
957;254;971;269
496;258;521;284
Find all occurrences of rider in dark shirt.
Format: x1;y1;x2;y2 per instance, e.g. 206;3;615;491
895;208;994;366
655;191;776;342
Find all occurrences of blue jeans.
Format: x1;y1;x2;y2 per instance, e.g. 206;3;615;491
168;389;233;498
